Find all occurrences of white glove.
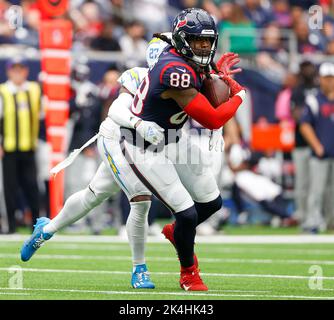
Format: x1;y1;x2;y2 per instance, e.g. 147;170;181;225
209;129;224;152
135;120;165;145
229;144;249;168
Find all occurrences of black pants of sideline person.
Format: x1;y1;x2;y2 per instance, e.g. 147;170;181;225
2;151;40;233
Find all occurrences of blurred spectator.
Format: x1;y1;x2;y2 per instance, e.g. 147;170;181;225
326;38;334;54
272;0;292;28
110;0;127;24
288;0;318;10
218;3;257;54
293;17;321;53
69;62;101;152
127;0;169;39
12;0;41;47
300;62;334;233
290;61;318;228
235;69;281;123
65;62;104;233
201;0;227;21
310;16;334;52
90;21;121;51
219;0;234;20
119;20;148;69
228;144;297;226
71;1;104;49
0;56;43;233
321;0;334;17
242;0;274;28
98;67;121;119
290;4;305;26
275;72;298;122
0;0;14;44
257;24;289;83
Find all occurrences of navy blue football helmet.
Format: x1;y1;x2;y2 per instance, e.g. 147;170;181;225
171;8;218;67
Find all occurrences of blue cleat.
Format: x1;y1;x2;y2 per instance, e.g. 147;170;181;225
131;264;155;289
20;217;53;262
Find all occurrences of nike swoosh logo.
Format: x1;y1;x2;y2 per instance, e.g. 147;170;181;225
183;285;191;291
176;67;187;73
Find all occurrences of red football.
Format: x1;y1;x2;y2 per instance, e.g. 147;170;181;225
201;74;230;108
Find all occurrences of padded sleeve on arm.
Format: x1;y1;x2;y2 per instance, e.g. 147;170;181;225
184;91;244;130
107;92;139;129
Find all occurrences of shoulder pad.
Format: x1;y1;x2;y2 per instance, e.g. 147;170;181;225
118;67;148;95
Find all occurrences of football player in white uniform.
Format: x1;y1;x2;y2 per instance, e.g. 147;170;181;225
20;37;169;289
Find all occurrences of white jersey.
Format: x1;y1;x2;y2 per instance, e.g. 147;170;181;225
99;67;148;139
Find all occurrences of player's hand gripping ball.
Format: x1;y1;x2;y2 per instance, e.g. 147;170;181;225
201;74;230;108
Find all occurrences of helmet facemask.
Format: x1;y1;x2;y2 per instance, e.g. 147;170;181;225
172;28;218;67
184;33;218;66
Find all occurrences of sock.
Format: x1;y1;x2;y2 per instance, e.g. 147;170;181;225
195;195;222;226
173;206;198;268
43;187;107;234
126;201;151;267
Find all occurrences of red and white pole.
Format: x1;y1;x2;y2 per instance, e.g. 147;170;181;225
38;1;72;218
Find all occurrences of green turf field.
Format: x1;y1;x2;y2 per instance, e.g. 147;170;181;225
0;235;334;300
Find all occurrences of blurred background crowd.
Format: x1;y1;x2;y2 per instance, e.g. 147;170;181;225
0;0;334;236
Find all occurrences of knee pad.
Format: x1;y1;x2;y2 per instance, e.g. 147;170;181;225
195;195;223;216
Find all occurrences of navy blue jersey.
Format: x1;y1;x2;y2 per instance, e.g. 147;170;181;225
300;90;334;158
130;46;202;139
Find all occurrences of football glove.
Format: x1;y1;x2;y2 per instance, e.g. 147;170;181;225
216;52;242;76
135;120;165;145
221;75;245;97
209;129;224;152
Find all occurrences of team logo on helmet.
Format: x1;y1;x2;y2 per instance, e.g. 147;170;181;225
175;17;187;31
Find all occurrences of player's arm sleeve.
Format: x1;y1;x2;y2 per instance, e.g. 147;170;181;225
160;64;197;90
108;91;141;129
183;90;246;130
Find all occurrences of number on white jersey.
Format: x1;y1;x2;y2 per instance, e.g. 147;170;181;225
131;75;150;115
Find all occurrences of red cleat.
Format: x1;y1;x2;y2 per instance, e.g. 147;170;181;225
180;264;208;291
161;222;176;247
161;222;198;267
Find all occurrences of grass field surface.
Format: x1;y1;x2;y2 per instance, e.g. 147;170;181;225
0;234;334;300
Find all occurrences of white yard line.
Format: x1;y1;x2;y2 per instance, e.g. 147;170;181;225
1;267;334;281
0;292;30;296
0;287;332;300
2;234;334;243
3;242;334;256
2;253;334;266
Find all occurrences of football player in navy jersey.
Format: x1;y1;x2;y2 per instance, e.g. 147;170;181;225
119;8;246;291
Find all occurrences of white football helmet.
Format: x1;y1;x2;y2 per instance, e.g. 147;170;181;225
145;33;171;69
